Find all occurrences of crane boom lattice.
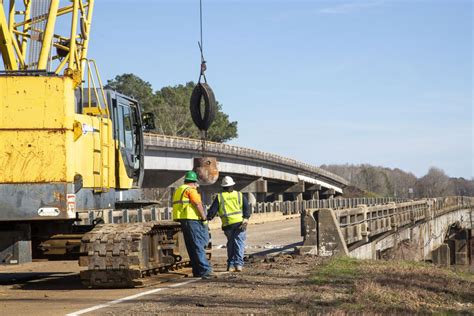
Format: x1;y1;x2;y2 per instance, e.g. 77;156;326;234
0;0;94;86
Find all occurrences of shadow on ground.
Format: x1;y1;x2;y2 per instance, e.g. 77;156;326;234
0;272;86;290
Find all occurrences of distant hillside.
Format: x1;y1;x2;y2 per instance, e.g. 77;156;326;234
320;164;474;198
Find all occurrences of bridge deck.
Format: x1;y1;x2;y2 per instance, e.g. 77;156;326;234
144;133;349;189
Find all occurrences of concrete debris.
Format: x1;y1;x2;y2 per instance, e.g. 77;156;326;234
213;243;286;250
245;245;262;249
263;244;283;249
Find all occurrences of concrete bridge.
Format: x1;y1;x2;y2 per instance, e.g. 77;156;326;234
118;134;473;267
300;196;474;266
143;134;348;204
84;195;473;268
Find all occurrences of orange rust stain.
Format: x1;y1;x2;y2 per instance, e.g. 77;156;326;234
53;191;66;202
194;157;219;185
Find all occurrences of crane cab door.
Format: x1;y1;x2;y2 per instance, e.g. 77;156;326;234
110;93;144;189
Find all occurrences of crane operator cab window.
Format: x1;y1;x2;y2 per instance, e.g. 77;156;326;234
123;106;136;153
112;94;144;187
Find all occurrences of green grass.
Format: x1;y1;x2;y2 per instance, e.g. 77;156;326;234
311;256;360;284
305;256;474;314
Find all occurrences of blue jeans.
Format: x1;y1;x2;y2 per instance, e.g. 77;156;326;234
179;220;211;277
224;224;246;268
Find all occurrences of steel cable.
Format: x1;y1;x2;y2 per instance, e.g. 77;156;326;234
190;0;217;154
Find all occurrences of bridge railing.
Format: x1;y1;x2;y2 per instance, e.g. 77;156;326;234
249;196;410;216
331;196;474;246
144;133;349;186
80;196;473;229
81;196;415;224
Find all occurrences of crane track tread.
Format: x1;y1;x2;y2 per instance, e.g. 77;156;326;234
79;221;190;288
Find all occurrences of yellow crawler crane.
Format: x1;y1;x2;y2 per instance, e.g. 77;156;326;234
0;0;190;287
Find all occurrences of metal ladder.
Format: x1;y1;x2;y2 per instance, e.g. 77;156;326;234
82;59;111;192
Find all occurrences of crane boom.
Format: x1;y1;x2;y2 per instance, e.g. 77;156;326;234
0;0;94;86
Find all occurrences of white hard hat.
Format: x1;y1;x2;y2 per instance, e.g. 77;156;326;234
221;176;236;187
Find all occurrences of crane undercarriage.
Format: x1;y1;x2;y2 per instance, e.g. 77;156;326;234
79;221;193;288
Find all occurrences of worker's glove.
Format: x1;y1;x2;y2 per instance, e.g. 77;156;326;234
240;218;249;231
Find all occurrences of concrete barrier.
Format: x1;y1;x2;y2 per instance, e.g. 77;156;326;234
207;212;300;230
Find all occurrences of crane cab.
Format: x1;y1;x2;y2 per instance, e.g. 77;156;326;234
108;91;145;190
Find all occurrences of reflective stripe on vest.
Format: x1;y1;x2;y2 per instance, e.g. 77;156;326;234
217;191;243;227
172;184;200;220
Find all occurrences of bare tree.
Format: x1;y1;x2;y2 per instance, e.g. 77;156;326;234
451;177;474;196
414;167;454;198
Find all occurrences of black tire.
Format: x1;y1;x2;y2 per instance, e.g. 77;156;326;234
190;83;217;131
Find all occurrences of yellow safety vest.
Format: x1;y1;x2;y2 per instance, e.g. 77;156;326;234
217;191;244;227
172;184;200;220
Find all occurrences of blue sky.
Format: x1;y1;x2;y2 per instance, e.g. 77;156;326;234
6;0;469;178
87;0;473;179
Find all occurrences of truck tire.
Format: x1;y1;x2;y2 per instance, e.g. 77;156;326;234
189;83;216;131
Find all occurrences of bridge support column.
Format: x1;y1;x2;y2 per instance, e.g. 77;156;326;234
321;188;335;199
283;181;305;202
294;193;303;202
274;193;284;202
455;239;468;265
239;178;267;204
443;226;471;266
432;244;451;267
470;229;474;267
256;193;266;203
245;192;257;206
198;187;215;206
306;184;321;200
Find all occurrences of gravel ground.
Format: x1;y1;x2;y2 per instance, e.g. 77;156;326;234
100;253;323;315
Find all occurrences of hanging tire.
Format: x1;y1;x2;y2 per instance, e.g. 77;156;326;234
190;82;217;131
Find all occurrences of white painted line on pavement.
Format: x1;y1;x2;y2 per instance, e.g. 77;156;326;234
65;279;198;316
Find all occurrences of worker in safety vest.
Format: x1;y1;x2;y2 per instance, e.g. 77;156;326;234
172;170;213;279
207;176;250;272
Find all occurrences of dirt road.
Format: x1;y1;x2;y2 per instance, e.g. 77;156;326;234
0;218;302;316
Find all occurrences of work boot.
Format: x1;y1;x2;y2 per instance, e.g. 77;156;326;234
235;266;243;272
201;271;218;279
227;266;236;272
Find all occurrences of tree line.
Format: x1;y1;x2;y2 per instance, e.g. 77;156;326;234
105;74;238;143
320;164;474;198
